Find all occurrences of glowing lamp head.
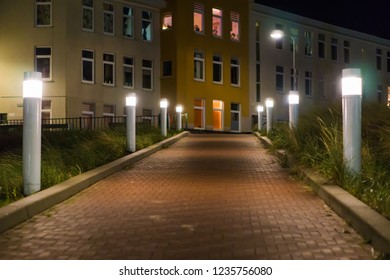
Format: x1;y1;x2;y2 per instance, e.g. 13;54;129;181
256;105;264;113
265;98;274;108
23;72;42;98
176;105;183;113
270;29;284;40
342;69;362;96
160;98;168;109
288;91;300;105
126;93;136;107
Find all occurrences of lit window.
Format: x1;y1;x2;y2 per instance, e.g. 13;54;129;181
212;8;222;37
103;53;115;86
230;12;239;41
194;3;204;34
142;59;153;90
231;58;240;86
123;57;134;88
103;2;115;35
35;0;51;27
213;55;223;84
142;11;153;41
82;49;94;83
35;47;52;81
162;13;172;30
82;0;94;31
123;7;134;38
194;50;205;81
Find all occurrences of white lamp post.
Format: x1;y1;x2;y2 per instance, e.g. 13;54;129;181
160;98;168;137
256;104;264;131
23;71;43;196
265;98;274;134
288;90;299;129
126;93;136;152
342;68;362;174
176;105;183;131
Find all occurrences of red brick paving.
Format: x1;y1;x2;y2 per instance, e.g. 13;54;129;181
0;134;373;259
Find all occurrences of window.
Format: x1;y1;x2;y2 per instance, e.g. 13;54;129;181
103;2;114;35
304;31;313;56
36;0;51;27
377;49;382;71
194;50;205;81
305;71;313;96
276;65;284;91
319;75;326;99
123;7;134;38
162;61;172;77
142;10;153;41
344;41;350;64
82;0;94;31
230;12;240;41
230;58;240;86
123;57;134;88
290;69;298;90
82;49;94;83
275;24;283;50
41;100;52;120
103;105;115;128
142;59;153;90
213;100;223;130
82;103;95;129
194;98;205;129
318;34;325;59
103;53;115;86
331;38;338;61
162;13;172;30
35;47;52;81
212;8;222;37
194;3;204;34
213;55;223;84
387;51;390;73
377;85;383;103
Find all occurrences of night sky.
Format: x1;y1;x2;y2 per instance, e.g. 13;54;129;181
255;0;390;41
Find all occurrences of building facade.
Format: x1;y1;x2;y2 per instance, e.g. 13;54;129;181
161;0;250;132
249;2;390;124
0;0;165;122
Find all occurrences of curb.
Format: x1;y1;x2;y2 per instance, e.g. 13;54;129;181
0;131;190;234
253;132;390;256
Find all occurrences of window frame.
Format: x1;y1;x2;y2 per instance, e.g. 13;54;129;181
276;65;284;92
35;46;52;81
193;2;204;34
142;10;153;41
344;41;351;64
304;31;313;57
142;59;153;91
318;34;326;59
123;56;134;89
331;38;338;62
103;2;115;36
162;60;173;78
123;6;134;38
212;8;223;38
213;54;223;84
230;12;240;41
103;53;115;86
35;0;52;27
82;49;95;84
305;71;313;96
230;57;240;87
376;48;382;71
82;0;94;32
194;50;205;82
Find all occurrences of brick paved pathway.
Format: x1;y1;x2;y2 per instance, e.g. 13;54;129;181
0;134;373;259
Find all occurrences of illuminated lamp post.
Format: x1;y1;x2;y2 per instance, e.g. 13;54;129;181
256;104;264;131
126;93;136;152
160;98;168;137
265;98;274;134
23;72;43;196
288;90;299;129
342;68;362;174
176;105;183;131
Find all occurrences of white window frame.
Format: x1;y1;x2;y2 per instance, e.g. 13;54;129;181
103;53;115;86
230;103;241;132
142;10;153;41
376;48;382;71
103;2;115;35
230;12;240;41
82;49;95;84
212;8;223;38
304;31;313;57
194;50;205;82
35;46;52;81
194;98;205;130
213;54;223;84
142;59;153;91
193;3;204;34
276;65;284;92
123;6;134;38
35;0;52;27
305;71;313;96
331;38;338;62
318;34;326;59
82;0;94;32
123;56;134;89
230;57;240;87
212;100;224;131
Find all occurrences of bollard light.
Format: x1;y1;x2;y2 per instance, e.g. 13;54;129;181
23;71;43;196
265;98;274;134
342;68;362;174
126;93;137;152
256;105;264;131
176;105;183;131
160;98;168;137
288;90;299;129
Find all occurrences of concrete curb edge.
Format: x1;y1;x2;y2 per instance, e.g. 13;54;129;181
253;132;390;256
0;131;190;234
